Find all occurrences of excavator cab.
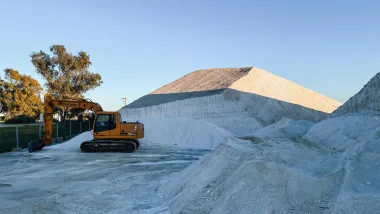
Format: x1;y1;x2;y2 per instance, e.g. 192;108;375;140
94;114;116;133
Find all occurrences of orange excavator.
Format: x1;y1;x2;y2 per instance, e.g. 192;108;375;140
28;93;144;153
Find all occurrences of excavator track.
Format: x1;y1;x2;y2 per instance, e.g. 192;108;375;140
80;139;140;153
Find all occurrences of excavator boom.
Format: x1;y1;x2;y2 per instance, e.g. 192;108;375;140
28;93;103;152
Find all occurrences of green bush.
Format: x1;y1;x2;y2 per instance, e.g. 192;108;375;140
4;115;37;124
0;116;4;122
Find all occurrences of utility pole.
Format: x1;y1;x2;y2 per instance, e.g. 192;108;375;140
121;97;127;106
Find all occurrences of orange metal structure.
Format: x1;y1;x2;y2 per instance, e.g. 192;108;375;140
28;93;144;153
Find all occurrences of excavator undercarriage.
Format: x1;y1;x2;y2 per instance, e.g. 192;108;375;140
80;139;140;153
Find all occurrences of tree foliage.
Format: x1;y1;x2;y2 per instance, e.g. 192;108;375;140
0;69;43;121
0;77;5;113
30;45;102;121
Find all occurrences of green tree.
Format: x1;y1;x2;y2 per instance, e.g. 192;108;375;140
0;77;5;114
0;69;43;121
30;44;102;122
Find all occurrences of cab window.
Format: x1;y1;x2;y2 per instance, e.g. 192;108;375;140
94;114;116;132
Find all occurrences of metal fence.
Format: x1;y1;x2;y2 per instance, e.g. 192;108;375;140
0;120;93;153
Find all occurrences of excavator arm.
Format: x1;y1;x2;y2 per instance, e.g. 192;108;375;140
28;93;103;152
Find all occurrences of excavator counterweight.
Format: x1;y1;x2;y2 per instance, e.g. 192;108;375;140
28;93;144;153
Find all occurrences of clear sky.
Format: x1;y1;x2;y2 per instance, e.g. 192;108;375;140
1;0;379;111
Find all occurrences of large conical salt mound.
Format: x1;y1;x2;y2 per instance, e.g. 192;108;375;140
331;72;380;117
228;68;341;113
126;67;252;109
151;67;252;94
120;67;342;136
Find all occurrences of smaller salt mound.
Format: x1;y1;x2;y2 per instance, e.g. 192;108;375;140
251;118;314;139
46;131;93;151
161;138;254;214
140;117;235;150
161;137;345;214
304;115;380;151
331;72;380;117
161;114;380;213
211;161;343;214
303;114;380;213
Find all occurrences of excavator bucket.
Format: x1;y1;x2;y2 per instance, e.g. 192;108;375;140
28;139;45;153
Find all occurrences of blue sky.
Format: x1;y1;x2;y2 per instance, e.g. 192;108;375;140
1;0;379;111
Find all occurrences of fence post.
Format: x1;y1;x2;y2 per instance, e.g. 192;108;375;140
80;122;82;133
70;121;72;137
88;120;90;131
39;125;41;139
16;126;19;148
57;123;59;139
